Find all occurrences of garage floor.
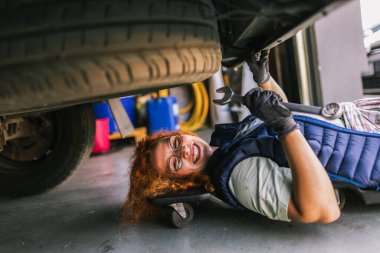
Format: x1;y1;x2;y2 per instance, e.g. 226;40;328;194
1;130;380;253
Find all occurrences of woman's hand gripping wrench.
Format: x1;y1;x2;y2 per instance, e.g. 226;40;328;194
213;87;343;120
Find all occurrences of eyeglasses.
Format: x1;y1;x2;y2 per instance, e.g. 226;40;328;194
166;134;183;174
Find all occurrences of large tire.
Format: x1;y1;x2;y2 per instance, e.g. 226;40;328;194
0;104;95;197
0;0;221;115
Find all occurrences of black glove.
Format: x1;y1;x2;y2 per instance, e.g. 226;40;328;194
246;50;271;86
242;88;298;136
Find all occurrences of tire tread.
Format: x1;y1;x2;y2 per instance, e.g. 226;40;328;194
0;0;218;67
0;0;221;114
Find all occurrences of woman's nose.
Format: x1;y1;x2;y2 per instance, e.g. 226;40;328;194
180;145;190;158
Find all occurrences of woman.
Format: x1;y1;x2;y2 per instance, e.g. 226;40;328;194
121;89;341;224
121;50;347;224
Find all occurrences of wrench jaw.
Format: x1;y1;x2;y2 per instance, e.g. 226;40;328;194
212;87;233;105
321;102;343;120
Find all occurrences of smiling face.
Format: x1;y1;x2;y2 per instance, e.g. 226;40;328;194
149;134;215;178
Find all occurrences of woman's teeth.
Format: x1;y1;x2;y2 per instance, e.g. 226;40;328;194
193;145;199;163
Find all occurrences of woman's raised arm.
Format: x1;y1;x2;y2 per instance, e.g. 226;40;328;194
242;88;340;223
281;130;340;223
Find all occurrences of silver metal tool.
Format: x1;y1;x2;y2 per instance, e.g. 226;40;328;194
213;87;343;120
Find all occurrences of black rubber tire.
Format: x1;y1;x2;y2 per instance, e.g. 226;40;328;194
0;104;95;197
0;0;221;115
170;203;194;228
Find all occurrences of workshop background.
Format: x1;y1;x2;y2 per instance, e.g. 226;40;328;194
1;0;380;252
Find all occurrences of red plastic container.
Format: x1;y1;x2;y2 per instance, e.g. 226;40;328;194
92;118;111;154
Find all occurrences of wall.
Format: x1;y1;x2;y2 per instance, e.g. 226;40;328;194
314;0;367;103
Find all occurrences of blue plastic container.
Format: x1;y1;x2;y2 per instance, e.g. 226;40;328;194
147;96;179;135
92;97;137;133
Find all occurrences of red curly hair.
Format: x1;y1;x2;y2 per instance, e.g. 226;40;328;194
121;130;214;223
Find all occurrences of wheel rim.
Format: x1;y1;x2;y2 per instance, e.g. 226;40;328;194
0;113;57;173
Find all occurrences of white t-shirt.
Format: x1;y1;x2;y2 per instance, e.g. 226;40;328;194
228;157;292;222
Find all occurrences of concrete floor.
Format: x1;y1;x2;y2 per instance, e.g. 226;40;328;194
1;131;380;253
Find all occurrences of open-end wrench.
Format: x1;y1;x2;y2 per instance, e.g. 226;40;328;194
213;87;343;120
